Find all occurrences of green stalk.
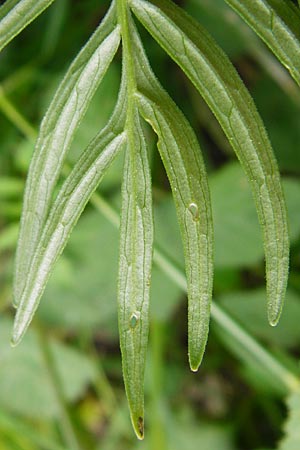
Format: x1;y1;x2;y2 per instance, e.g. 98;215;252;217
37;328;82;450
0;86;37;141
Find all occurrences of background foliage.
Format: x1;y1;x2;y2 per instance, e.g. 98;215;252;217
0;0;300;448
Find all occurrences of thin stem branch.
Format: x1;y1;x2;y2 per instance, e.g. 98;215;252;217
0;86;37;141
37;328;82;450
3;84;299;395
91;193;300;394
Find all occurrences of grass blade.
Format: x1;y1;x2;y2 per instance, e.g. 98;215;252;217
131;0;289;326
0;0;56;52
129;22;213;371
14;3;120;306
118;107;153;439
225;0;300;87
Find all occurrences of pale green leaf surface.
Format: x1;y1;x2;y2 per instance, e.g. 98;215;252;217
225;0;300;87
0;0;56;52
130;0;289;326
130;21;213;372
118;107;153;440
12;69;128;343
14;4;120;305
278;390;300;450
12;127;126;344
0;317;96;419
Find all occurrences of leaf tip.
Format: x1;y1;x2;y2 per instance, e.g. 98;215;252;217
11;311;28;347
268;313;280;328
267;296;285;327
188;352;202;372
133;416;144;440
10;333;21;347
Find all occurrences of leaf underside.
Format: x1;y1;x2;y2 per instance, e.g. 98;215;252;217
118;106;153;440
129;20;213;371
130;0;289;326
225;0;300;87
14;2;120;307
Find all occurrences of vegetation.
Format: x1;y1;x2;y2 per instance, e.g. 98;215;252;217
0;0;300;448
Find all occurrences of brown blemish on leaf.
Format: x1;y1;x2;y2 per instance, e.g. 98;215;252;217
137;416;144;439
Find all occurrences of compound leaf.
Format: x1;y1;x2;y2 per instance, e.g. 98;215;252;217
14;3;120;305
131;0;289;325
12;76;128;346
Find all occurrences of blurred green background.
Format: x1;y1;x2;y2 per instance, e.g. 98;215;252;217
0;0;300;449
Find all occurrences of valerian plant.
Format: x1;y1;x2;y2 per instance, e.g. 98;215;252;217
1;0;299;440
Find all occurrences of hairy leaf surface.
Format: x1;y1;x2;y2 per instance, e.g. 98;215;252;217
118;107;153;439
225;0;300;87
130;22;213;371
12;75;128;346
0;0;56;52
14;3;120;305
131;0;289;325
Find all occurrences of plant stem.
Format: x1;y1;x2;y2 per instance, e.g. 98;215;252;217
0;86;37;141
116;0;137;100
37;328;82;450
91;193;300;394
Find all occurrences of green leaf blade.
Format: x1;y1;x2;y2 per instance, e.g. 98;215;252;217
129;22;213;371
131;0;289;325
14;5;120;306
137;93;213;370
118;109;153;439
225;0;300;87
0;0;56;52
